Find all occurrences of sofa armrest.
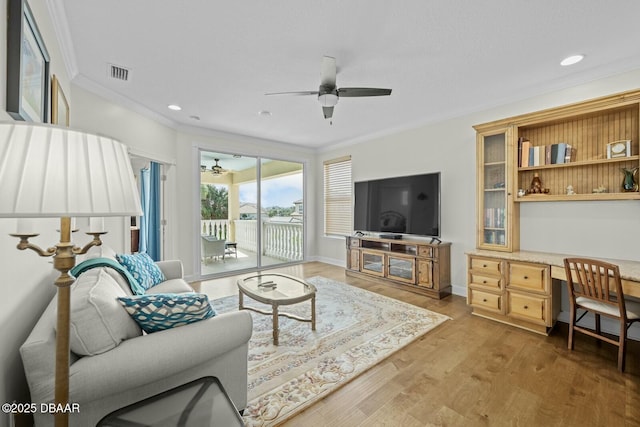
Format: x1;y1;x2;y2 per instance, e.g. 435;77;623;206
156;260;183;280
68;310;252;402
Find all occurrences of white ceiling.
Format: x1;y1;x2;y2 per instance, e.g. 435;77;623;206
56;0;640;149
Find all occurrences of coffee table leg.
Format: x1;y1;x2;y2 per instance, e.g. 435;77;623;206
311;295;316;331
272;303;279;346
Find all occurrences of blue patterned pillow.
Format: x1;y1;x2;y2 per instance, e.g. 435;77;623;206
116;253;165;292
117;293;216;333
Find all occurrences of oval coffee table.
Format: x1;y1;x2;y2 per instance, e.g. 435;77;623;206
237;273;316;345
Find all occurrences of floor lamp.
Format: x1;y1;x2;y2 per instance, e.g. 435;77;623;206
0;122;142;427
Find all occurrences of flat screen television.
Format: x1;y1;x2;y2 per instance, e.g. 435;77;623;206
354;172;440;238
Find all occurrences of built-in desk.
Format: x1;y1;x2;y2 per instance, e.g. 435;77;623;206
466;249;640;335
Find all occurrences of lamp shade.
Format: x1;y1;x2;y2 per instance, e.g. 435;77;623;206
0;122;142;217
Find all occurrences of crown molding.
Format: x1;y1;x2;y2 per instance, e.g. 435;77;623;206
46;0;78;78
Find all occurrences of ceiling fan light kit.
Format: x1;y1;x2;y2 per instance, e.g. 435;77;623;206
201;159;228;175
266;56;391;120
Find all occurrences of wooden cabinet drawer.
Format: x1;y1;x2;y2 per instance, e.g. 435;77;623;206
469;289;502;313
418;246;433;258
470;257;501;275
469;273;501;290
508;262;548;293
349;238;361;248
507;291;548;325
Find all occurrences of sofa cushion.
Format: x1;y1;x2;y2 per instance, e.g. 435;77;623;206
117;293;216;333
65;268;142;356
146;278;194;294
116;252;166;291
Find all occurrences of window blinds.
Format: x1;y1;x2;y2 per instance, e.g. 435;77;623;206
323;156;352;236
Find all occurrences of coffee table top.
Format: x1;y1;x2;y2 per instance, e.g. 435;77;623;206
237;273;316;305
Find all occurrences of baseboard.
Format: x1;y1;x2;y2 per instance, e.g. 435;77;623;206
451;284;466;297
308;255;345;268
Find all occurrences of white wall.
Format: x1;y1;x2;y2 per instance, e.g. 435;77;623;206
316;68;640;297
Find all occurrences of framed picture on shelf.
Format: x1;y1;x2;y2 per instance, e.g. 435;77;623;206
6;0;50;122
51;75;70;126
606;140;631;159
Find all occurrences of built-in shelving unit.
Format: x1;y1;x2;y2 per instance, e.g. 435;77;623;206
469;89;640;334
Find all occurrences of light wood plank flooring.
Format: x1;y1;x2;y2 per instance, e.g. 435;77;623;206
194;262;640;427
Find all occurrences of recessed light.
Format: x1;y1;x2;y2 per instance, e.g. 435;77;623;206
560;55;584;66
168;104;182;111
258;110;272;117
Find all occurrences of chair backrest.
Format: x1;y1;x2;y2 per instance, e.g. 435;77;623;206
564;257;626;317
201;236;226;256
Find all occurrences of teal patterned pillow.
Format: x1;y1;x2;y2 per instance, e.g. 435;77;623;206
117;293;216;333
116;253;165;292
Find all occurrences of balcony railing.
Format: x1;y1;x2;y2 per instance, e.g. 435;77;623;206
233;220;303;261
201;219;230;240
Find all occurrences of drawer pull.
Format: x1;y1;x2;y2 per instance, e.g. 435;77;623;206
483;264;487;268
524;305;529;309
524;276;529;280
483;299;487;302
482;280;487;284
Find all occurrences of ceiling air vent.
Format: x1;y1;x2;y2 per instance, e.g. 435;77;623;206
108;64;130;81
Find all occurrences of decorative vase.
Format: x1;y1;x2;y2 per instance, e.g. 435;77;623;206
621;167;639;192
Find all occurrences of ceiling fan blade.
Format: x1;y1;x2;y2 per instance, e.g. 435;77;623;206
322;106;334;119
265;91;319;96
337;87;392;97
320;56;337;88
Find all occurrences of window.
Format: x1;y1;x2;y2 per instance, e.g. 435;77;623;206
323;155;352;236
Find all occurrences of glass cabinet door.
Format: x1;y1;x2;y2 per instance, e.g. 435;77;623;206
477;128;518;251
361;251;385;277
387;255;415;283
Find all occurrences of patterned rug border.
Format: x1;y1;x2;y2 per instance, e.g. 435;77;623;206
215;276;451;426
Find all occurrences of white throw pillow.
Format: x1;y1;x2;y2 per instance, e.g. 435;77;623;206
64;268;142;356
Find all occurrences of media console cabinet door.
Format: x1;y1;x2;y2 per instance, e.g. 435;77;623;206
417;259;433;288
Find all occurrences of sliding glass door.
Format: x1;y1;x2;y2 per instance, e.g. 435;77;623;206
199;151;303;277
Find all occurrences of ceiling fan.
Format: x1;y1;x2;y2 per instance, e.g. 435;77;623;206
266;56;392;120
200;158;229;175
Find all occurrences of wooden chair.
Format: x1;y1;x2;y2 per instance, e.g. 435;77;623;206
564;257;640;371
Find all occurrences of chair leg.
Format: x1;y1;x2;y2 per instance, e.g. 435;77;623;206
618;322;627;372
595;314;601;335
568;306;576;350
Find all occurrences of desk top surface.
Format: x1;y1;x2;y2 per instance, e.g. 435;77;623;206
467;249;640;283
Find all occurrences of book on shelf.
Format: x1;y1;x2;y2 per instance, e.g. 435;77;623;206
556;142;567;164
532;146;540;166
545;145;552;165
564;144;576;163
538;146;545;165
550;144;558;164
484;208;505;228
520;139;530;167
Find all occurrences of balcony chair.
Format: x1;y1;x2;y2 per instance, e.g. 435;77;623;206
201;235;226;263
564;257;640;371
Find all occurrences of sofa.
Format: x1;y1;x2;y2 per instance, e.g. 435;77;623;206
20;246;252;427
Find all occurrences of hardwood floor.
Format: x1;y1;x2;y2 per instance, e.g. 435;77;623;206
195;262;640;427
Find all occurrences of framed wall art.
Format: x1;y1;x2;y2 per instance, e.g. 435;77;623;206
51;75;70;127
6;0;51;122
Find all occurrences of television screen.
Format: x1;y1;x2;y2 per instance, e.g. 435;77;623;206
354;172;440;237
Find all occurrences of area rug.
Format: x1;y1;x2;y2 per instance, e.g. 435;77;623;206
212;276;450;426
